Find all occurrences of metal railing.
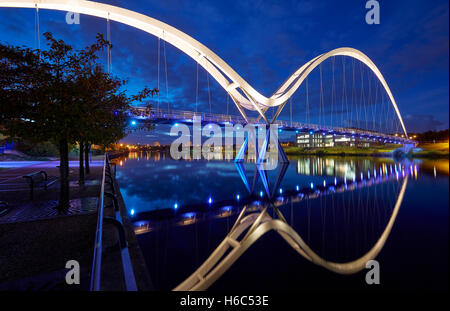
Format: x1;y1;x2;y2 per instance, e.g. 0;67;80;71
131;107;412;143
90;154;137;291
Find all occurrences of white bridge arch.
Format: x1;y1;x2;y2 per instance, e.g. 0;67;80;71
0;0;408;138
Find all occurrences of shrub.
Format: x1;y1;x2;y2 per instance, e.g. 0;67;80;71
17;141;59;157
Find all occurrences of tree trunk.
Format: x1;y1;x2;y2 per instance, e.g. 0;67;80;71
58;138;70;211
84;143;90;175
79;142;84;185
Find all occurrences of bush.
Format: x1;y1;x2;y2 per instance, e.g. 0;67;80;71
17;141;59;157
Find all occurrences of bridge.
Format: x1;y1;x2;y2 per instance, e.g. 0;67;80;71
131;107;412;145
0;0;416;164
0;0;416;291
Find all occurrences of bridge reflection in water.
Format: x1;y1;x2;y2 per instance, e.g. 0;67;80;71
110;152;425;290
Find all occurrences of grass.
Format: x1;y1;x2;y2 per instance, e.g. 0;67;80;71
284;144;398;157
0;153;51;162
411;141;449;158
284;142;449;158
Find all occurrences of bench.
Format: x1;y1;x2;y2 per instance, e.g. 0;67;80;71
23;171;57;200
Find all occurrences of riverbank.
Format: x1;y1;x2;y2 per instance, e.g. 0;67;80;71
411;142;449;158
284;145;398;157
284;143;449;158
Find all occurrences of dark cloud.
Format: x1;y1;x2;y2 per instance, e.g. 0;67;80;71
403;114;445;132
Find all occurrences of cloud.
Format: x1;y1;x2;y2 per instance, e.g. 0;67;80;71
403;114;445;133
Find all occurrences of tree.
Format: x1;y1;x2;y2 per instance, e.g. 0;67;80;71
74;64;158;183
0;32;153;209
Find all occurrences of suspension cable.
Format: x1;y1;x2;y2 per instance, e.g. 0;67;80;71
289;96;292;127
367;65;372;130
206;64;211;115
342;56;348;128
226;92;229;116
157;37;160;110
319;63;323;128
331;56;335;128
163;32;169;112
306;76;309;127
351;58;355;129
195;61;199;114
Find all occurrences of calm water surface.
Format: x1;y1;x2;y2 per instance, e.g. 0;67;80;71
113;152;448;290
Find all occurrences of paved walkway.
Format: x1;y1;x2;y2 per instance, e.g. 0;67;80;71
0;159;103;289
0;197;98;224
0;160;103;221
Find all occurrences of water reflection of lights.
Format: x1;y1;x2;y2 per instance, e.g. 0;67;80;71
124;153;425;235
178;212;197;226
132;167;412;233
216;206;233;218
133;221;153;235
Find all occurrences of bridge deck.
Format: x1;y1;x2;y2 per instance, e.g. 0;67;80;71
131;108;412;144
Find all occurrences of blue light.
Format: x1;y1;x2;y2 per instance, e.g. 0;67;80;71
309;131;314;135
236;194;240;200
260;191;264;197
310;182;314;189
296;185;299;191
295;130;299;134
222;206;232;212
174;123;179;127
131;120;137;126
208;197;212;204
279;129;283;133
279;188;283;194
323;180;326;187
174;203;178;209
130;209;135;216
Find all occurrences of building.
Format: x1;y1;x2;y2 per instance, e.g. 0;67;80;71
296;131;381;148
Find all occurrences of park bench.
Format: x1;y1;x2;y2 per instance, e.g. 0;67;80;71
23;171;57;200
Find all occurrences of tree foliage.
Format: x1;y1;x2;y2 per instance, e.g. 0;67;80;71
0;32;156;209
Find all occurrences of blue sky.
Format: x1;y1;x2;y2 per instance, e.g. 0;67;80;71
0;0;448;144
